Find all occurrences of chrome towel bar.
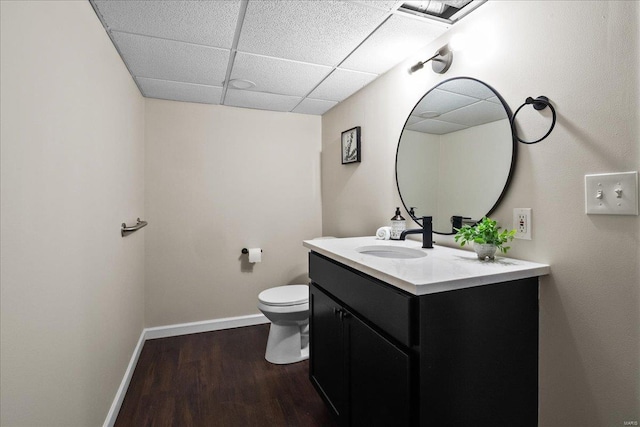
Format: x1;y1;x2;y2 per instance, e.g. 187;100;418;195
121;218;148;237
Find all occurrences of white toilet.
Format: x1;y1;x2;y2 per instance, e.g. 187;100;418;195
257;284;309;364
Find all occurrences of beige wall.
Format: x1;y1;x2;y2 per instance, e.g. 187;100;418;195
322;1;639;425
0;1;145;426
144;99;322;327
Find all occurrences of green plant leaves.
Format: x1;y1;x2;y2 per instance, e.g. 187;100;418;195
453;217;516;254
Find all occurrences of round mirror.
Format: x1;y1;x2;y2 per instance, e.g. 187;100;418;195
395;77;516;234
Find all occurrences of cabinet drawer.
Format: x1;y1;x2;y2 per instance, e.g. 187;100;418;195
309;252;413;347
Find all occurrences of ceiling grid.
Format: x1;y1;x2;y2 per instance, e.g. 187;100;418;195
90;0;482;115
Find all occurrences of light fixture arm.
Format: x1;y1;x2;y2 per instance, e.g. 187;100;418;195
409;45;453;74
410;51;441;73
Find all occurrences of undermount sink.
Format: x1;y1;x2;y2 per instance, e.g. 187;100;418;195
355;245;427;259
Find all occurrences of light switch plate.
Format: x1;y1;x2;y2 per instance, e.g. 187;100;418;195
585;171;638;215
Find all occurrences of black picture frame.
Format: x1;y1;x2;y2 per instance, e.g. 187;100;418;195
341;126;361;164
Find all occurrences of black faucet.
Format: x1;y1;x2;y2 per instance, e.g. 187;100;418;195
399;216;433;249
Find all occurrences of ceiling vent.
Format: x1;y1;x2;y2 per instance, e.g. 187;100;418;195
397;0;487;25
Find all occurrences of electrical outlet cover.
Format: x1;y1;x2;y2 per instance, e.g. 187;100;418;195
513;208;532;240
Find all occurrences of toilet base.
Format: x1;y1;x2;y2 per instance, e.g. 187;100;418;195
265;322;310;365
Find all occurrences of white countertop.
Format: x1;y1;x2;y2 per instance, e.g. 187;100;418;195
303;237;550;296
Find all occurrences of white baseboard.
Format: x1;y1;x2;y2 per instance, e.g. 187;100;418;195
103;313;269;426
103;330;146;427
144;313;269;340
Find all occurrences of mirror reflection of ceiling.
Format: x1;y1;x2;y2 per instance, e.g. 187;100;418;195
89;0;485;116
396;77;515;234
405;79;507;135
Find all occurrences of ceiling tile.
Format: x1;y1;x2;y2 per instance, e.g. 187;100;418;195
112;32;229;86
438;100;508;127
308;69;377;102
340;14;447;74
137;78;222;105
231;53;333;97
238;0;389;66
224;89;302;112
406;119;468;135
437;78;497;100
352;1;401;12
93;0;240;48
292;98;338;115
90;0;485;116
413;88;478;115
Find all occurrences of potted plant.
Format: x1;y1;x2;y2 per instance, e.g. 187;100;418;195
454;217;516;260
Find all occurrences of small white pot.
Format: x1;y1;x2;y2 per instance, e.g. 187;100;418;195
474;243;497;260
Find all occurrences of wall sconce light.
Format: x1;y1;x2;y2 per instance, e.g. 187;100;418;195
409;44;453;74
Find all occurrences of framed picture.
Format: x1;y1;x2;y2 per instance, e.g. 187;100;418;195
341;126;361;164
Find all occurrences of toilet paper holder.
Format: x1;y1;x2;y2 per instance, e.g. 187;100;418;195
241;248;263;254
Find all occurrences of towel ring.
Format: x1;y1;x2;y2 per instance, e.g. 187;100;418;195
511;96;556;144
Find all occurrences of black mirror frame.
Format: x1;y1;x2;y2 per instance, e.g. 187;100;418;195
394;76;518;235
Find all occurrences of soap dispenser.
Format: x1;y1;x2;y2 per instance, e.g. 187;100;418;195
390;207;406;240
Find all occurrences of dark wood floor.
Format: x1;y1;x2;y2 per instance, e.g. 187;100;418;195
115;324;337;427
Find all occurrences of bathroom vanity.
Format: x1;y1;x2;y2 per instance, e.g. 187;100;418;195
304;237;550;427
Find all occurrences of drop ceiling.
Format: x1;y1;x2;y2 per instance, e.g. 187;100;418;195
90;0;484;116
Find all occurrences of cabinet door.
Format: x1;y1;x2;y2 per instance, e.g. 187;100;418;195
419;278;539;426
310;284;348;424
348;314;412;427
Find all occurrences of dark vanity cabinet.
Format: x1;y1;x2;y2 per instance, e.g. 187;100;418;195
308;252;539;427
309;286;348;421
309;252;413;426
310;283;412;427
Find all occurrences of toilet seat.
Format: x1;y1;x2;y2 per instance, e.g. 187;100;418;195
258;285;308;307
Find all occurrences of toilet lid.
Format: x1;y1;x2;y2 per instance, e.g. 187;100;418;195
258;285;308;306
